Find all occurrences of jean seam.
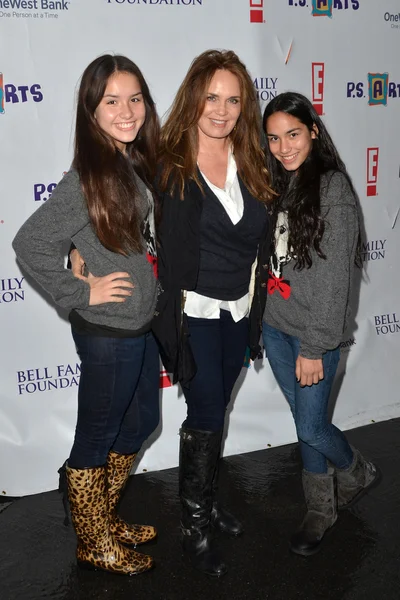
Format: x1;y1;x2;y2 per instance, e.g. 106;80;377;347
92;338;118;464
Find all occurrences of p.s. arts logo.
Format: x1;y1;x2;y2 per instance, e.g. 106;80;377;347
361;239;386;262
288;0;359;16
347;73;400;106
106;0;202;5
249;0;264;23
367;147;379;196
0;277;25;303
17;362;81;395
312;62;325;115
34;181;57;202
374;313;400;336
34;172;66;202
253;77;278;103
368;73;389;106
0;72;43;114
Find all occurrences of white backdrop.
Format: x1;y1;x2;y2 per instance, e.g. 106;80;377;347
1;0;399;496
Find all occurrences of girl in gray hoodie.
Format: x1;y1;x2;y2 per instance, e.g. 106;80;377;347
13;55;160;575
262;92;380;557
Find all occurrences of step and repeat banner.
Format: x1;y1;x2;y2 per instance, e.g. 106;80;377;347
1;0;399;496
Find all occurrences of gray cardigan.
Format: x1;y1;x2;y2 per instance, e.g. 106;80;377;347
12;169;158;332
263;171;359;359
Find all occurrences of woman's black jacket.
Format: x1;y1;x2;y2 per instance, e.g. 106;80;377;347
151;176;272;385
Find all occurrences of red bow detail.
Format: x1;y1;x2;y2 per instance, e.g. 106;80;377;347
267;271;291;300
146;253;158;279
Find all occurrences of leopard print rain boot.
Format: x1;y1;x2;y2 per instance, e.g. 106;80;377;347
106;451;157;546
66;464;154;575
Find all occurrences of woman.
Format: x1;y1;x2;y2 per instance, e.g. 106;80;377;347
261;92;380;556
153;49;273;577
70;49;273;577
12;55;160;575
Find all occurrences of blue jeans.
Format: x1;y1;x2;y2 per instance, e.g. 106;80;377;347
68;331;160;469
182;310;249;432
262;322;353;474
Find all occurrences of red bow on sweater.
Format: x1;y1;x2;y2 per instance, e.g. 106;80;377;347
267;271;291;300
146;253;158;279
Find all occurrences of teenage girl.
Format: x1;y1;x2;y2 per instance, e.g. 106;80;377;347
13;55;160;575
261;92;380;556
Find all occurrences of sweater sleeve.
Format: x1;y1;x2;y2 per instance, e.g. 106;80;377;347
12;170;91;311
299;172;359;359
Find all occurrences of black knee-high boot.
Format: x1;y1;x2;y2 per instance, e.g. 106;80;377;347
179;427;227;577
211;451;244;536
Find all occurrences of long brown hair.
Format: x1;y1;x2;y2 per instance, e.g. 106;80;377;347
73;55;159;255
159;49;274;203
263;92;360;268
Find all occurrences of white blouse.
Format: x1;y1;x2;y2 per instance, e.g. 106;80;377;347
184;151;250;323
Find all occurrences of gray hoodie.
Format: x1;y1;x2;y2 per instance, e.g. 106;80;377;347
12;168;158;332
263;171;359;359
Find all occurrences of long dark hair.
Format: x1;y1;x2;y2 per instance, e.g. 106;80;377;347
263;92;356;269
73;55;159;255
160;49;274;203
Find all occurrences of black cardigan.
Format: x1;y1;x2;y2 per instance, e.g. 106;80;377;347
152;175;272;385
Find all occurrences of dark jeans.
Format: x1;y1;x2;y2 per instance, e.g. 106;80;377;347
262;322;353;474
68;330;160;469
182;309;249;432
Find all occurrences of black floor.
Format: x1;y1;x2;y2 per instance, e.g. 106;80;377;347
1;419;399;600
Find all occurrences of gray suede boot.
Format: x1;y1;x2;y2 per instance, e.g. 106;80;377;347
290;468;337;557
336;446;380;510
